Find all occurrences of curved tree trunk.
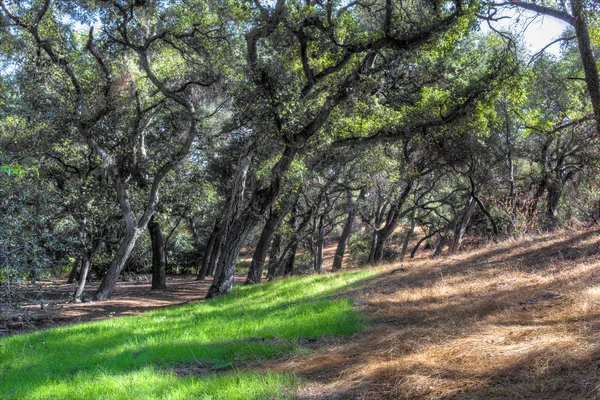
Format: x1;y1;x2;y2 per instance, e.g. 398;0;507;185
94;227;143;301
207;211;260;297
149;215;167;290
207;146;296;298
246;206;287;284
73;240;102;302
411;229;437;258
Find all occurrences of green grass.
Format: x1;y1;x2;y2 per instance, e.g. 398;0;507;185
0;269;377;399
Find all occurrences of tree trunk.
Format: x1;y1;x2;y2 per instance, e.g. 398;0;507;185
367;230;379;264
411;229;437;258
314;213;325;274
149;215;167;290
67;257;80;284
400;206;417;261
207;233;223;277
207;145;297;298
332;191;355;271
571;0;600;130
94;227;143;300
196;223;218;281
432;234;447;258
246;206;287;284
546;179;562;222
283;240;298;277
449;195;477;254
371;182;412;263
207;211;261;297
73;254;91;303
266;230;282;280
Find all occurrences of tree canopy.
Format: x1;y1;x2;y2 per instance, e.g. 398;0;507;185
1;0;599;301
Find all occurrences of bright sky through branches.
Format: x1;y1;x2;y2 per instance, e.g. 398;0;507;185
484;6;571;55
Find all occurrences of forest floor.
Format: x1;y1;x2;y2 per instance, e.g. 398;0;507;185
4;228;600;399
0;246;340;337
0;275;244;335
265;227;600;399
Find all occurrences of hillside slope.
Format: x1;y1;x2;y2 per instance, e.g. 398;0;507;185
275;229;600;399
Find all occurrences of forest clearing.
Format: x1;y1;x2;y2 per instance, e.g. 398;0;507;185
3;228;600;399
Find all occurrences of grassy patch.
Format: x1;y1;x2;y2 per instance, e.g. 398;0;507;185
0;269;376;399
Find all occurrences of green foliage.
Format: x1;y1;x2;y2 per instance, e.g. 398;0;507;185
347;232;372;265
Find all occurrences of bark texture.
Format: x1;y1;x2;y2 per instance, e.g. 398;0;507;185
246;206;287;284
196;222;218;281
332;191;355;271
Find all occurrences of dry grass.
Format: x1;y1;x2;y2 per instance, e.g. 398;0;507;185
269;228;600;399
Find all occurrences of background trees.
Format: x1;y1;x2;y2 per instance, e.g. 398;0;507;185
1;0;598;300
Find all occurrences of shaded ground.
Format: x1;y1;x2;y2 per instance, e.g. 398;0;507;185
258;228;600;399
0;275;243;336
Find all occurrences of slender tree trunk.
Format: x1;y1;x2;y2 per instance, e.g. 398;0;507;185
149;215;167;290
400;206;417;261
314;213;325;273
367;230;379;264
411;229;437;258
73;254;91;303
332;191;355;271
94;227;143;300
196;223;218;281
246;207;287;284
503;101;517;226
67;258;80;284
73;239;102;303
449;195;477;254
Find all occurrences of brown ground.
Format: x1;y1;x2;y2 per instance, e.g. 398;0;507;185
0;275;243;336
260;228;600;399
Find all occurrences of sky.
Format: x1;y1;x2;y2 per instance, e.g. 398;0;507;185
483;6;571;56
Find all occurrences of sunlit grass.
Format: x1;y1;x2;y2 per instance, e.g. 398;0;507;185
0;269;377;399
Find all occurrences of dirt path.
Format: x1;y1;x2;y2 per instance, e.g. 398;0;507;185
0;275;243;336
